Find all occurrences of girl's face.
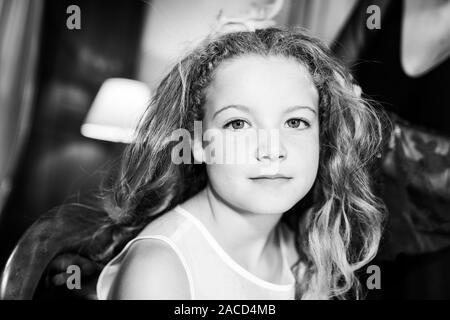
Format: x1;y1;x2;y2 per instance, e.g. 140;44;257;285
193;54;320;215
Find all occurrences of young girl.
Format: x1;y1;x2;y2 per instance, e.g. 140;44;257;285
95;27;386;300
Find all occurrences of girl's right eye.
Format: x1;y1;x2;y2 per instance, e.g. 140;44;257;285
223;119;250;130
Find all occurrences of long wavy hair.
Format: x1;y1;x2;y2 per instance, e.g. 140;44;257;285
90;27;388;300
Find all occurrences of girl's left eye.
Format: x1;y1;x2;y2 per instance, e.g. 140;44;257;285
285;118;310;129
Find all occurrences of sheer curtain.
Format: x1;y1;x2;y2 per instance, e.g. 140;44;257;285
137;0;356;89
0;0;44;215
286;0;357;45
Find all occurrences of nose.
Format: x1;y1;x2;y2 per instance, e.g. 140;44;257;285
256;130;287;162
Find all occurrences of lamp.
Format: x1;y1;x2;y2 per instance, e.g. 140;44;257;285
81;78;151;143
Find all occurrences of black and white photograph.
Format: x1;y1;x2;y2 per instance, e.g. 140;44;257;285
0;0;449;308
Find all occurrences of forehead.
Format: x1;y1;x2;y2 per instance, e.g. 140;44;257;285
205;54;319;110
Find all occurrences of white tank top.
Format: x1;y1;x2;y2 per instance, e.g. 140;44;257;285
96;205;296;300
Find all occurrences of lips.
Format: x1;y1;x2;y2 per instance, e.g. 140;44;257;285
249;174;292;180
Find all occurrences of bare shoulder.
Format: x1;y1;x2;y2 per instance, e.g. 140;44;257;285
108;238;191;300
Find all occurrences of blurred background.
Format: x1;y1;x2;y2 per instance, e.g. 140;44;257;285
0;0;449;299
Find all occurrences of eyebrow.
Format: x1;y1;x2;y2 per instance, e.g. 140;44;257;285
212;104;317;119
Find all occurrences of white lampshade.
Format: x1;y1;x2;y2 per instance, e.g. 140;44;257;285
81;78;151;143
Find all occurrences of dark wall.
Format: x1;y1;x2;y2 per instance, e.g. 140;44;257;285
0;0;146;269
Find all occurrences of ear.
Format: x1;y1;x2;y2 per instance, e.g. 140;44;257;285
192;135;204;164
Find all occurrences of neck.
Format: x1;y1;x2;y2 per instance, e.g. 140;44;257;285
194;184;284;270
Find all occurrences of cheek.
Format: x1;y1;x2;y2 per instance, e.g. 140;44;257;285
287;133;320;176
205;163;246;183
205;164;249;204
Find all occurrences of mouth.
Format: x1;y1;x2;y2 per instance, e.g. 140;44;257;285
249;174;292;180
